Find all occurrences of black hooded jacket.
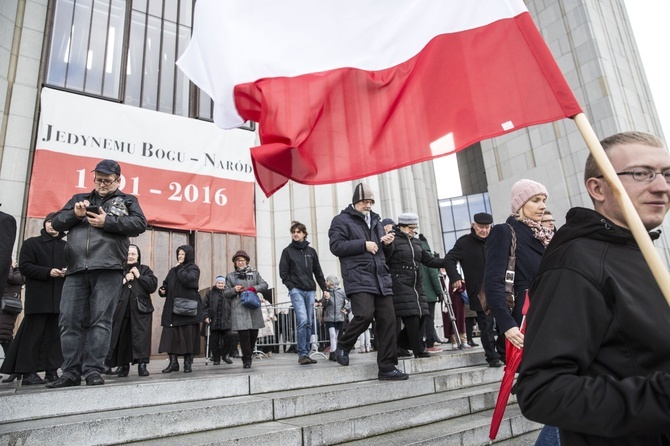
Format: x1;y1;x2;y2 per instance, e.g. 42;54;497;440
279;239;328;293
515;207;670;446
159;245;203;327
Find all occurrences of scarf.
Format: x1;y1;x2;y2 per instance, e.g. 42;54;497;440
520;217;554;247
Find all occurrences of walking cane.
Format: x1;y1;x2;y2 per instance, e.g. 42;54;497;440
205;323;211;365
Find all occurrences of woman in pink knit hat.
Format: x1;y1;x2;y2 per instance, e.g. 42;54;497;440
483;179;553;354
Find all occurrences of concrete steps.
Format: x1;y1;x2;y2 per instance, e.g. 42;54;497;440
0;349;541;445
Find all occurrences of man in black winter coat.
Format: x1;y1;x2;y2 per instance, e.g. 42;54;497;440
444;212;503;367
516;131;670;445
0;208;17;298
329;183;407;381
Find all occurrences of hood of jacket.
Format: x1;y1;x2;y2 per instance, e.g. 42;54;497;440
546;207;660;257
177;244;195;265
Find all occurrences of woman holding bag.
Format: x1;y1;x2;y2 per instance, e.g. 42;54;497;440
105;244;157;377
223;250;268;369
158;245;203;374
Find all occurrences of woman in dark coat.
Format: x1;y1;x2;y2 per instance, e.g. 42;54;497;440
106;244;157;377
483;179;557;445
1;213;65;385
203;276;233;365
223;250;268;369
158;245;203;373
387;213;448;359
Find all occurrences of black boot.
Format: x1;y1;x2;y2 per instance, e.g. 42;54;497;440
22;373;47;385
117;364;130;377
1;373;21;383
162;355;179;373
223;355;233;364
183;355;193;373
138;363;149;377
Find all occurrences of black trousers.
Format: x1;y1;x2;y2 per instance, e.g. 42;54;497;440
238;329;259;362
422;302;440;347
397;315;425;356
339;293;397;373
210;329;233;360
477;311;503;363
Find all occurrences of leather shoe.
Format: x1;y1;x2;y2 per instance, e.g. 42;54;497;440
85;373;105;386
242;360;251;369
415;352;431;358
46;375;80;388
335;347;349;366
489;359;504;368
378;368;409;381
21;373;47;385
45;371;59;382
329;352;337;362
117;364;130;378
223;355;233;364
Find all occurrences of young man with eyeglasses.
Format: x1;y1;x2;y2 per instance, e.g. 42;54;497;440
540;210;556;231
48;159;146;388
279;221;329;365
515;132;670;445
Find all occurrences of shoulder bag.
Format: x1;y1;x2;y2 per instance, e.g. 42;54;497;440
173;297;198;316
478;224;517;315
240;290;262;309
1;294;23;315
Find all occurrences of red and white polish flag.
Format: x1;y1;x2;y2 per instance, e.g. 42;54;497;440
178;0;582;197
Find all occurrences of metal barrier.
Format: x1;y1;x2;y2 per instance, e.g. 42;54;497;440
255;301;331;358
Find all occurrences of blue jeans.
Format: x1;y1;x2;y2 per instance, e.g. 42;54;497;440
59;270;122;379
289;288;315;357
535;425;560;446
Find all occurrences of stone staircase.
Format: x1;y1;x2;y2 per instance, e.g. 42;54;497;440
0;349;540;445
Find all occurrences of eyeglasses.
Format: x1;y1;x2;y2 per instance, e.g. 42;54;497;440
94;178;117;186
597;168;670;183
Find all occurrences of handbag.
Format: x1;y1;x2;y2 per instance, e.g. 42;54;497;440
135;295;154;314
173;297;198;316
240;290;262;309
479;224;517;315
1;294;23;314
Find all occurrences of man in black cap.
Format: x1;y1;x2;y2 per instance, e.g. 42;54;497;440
329;183;408;380
444;212;504;367
48;159;146;388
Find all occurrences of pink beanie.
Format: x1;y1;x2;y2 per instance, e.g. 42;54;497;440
511;179;548;213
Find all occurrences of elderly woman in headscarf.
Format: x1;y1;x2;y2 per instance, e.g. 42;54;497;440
1;213;65;385
106;244;157;377
223;250;268;369
158;245;203;374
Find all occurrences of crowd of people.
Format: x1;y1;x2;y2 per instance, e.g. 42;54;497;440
1;130;669;443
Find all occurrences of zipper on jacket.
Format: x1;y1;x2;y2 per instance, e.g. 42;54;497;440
408;236;422;317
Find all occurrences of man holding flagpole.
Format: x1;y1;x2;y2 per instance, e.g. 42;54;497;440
515;131;670;445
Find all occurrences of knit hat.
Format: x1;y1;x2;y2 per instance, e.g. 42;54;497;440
473;212;493;225
232;250;250;263
397;212;419;225
381;218;395;227
352;183;375;204
215;276;226;283
511;179;548;214
326;275;340;287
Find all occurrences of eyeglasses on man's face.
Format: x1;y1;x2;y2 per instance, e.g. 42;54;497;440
93;177;117;186
598;168;670;183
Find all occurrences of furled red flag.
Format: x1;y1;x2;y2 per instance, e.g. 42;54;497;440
177;0;582;197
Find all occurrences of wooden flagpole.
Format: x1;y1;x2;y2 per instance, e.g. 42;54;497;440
574;113;670;307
